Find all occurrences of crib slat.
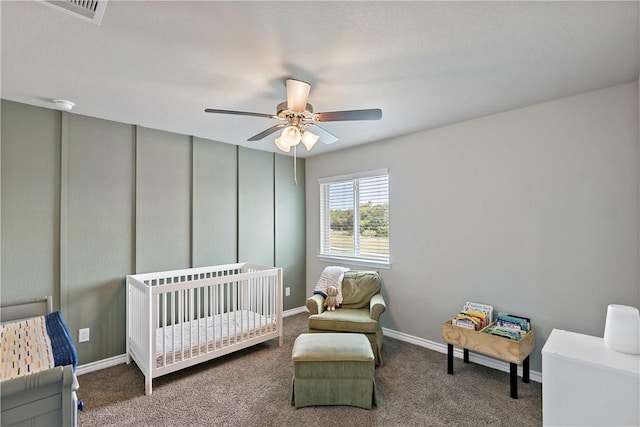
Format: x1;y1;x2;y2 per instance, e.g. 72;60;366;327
218;282;223;348
160;294;164;367
170;290;174;364
269;275;273;330
190;287;194;359
187;287;191;360
214;283;218;349
206;282;210;353
196;286;200;357
240;278;245;341
178;289;182;363
226;282;230;346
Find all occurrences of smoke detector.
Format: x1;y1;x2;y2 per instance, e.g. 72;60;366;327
39;0;108;25
53;99;75;111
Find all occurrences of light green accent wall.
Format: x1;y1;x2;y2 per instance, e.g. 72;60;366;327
1;101;61;307
65;114;134;363
192;137;237;266
1;100;306;365
135;127;192;273
238;147;274;266
275;154;306;310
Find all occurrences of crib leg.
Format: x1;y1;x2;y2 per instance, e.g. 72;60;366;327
145;377;152;396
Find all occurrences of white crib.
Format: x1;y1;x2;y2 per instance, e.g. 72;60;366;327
126;263;283;395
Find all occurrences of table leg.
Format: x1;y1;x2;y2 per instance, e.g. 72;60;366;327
447;344;453;375
463;348;469;363
510;363;518;399
523;356;530;383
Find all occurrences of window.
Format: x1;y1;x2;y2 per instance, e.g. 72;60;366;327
319;169;390;268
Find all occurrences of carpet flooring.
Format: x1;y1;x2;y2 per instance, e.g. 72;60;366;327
77;313;542;426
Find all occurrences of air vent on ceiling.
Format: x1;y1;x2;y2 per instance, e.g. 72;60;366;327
41;0;108;25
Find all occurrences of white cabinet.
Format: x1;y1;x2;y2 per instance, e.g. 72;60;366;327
542;329;640;426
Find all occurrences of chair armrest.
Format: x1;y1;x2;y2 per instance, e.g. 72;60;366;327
370;293;386;321
305;294;326;315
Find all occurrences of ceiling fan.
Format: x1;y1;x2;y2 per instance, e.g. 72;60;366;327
205;79;382;153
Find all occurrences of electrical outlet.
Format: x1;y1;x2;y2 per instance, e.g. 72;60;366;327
285;287;291;297
79;328;90;343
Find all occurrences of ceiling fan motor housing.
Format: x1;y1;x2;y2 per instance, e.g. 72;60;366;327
277;101;313;117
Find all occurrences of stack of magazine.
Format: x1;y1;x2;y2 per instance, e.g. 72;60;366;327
484;312;531;341
452;301;494;331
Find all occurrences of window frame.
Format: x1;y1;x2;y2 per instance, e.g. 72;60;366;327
318;169;391;269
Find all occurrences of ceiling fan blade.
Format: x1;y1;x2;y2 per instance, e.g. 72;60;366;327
315;109;382;122
286;79;311;112
205;108;277;120
306;124;339;145
247;123;286;141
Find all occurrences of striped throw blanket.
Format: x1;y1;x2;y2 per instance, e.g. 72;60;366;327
1;311;77;381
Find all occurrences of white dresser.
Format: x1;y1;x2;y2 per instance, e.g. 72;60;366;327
542;329;640;426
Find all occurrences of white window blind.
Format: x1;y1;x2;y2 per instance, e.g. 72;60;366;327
319;169;390;268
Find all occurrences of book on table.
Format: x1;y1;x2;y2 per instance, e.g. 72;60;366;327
452;301;494;331
451;303;531;340
485;312;531;341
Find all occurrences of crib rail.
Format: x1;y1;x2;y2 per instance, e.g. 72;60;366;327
126;263;282;395
126;275;151;379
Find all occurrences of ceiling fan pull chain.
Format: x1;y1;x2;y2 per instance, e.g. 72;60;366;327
293;144;297;186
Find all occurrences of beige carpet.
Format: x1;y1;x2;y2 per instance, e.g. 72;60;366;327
78;313;542;426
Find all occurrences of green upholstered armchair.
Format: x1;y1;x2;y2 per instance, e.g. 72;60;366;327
306;271;386;364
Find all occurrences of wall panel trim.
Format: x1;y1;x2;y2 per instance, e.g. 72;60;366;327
134;125;140;273
59;111;69;313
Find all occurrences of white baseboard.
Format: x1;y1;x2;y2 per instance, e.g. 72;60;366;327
77;353;128;376
382;327;542;383
77;309;541;384
275;307;543;383
284;306;307;317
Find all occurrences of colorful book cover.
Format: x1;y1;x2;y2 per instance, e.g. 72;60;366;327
464;301;494;324
497;312;530;331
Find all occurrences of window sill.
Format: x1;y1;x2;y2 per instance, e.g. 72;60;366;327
317;255;391;270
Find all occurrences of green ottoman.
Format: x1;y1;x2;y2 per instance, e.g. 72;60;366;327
291;333;376;409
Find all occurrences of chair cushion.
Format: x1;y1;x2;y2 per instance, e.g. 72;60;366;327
292;333;374;379
308;308;379;334
292;333;373;362
340;271;382;308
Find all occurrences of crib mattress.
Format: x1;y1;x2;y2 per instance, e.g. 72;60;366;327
155;310;276;366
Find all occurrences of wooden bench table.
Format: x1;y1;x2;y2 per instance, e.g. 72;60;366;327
441;319;535;399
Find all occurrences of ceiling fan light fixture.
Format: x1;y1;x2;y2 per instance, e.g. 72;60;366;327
282;125;301;146
301;130;319;151
274;136;291;153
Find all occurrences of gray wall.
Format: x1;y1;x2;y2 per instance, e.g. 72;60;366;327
1;100;306;365
305;82;640;373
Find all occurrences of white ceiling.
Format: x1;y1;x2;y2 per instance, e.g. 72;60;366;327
1;1;638;158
